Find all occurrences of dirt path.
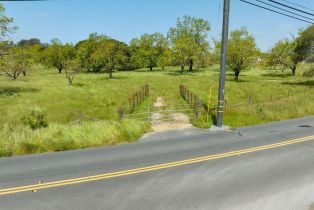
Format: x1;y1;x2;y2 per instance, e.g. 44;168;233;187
150;97;193;132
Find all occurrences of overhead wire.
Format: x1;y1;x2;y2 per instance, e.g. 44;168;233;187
256;0;314;21
266;0;314;16
239;0;314;24
280;0;314;12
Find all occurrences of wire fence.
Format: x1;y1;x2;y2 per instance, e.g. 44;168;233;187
180;84;203;118
128;84;149;112
205;93;299;113
118;84;149;120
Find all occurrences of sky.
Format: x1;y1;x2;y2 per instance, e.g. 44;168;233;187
3;0;314;51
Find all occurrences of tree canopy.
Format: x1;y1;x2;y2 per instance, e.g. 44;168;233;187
42;39;75;73
266;39;299;75
130;33;164;71
168;16;211;71
215;27;259;81
91;39;129;78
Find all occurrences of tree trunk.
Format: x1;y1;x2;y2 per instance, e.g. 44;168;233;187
234;69;240;82
149;66;153;71
162;66;165;70
22;70;26;76
109;68;113;79
58;68;62;74
292;66;296;76
181;65;184;75
189;59;193;71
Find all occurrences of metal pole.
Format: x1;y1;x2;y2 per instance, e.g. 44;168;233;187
216;0;230;127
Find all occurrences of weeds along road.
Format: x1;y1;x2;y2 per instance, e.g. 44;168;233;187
0;116;314;210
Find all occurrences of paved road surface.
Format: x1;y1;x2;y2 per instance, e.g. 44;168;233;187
0;116;314;210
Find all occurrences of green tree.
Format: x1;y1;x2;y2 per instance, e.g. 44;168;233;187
75;33;109;72
266;39;299;75
64;59;80;85
0;3;17;41
215;27;259;81
130;33;159;71
0;47;31;80
294;25;314;64
42;39;75;74
0;3;17;57
91;39;129;78
17;38;42;47
154;33;170;70
172;36;197;74
168;16;211;71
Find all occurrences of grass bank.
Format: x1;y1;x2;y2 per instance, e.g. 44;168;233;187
0;120;150;157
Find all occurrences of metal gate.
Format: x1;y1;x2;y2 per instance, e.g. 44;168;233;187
123;105;200;125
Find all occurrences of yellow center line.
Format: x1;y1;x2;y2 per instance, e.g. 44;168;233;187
0;135;313;196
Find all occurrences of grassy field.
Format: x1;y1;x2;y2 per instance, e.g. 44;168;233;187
0;64;313;156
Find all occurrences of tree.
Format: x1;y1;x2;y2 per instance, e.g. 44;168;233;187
91;39;129;78
266;39;299;75
266;25;314;76
172;36;197;74
157;48;171;70
168;16;211;71
215;27;259;81
154;33;170;70
17;38;42;47
294;25;314;64
130;33;159;71
0;47;30;80
65;59;80;85
0;4;17;41
42;39;75;73
0;3;17;58
75;33;109;72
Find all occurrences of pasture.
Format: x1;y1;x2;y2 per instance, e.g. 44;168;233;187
0;65;313;156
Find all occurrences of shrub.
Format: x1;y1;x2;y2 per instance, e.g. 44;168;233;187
21;111;48;130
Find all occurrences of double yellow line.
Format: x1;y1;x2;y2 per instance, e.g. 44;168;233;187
0;135;313;196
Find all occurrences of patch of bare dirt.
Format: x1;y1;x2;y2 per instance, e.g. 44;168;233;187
150;97;193;132
309;203;314;210
154;97;164;108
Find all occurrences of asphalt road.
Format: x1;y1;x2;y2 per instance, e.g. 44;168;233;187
0;116;314;210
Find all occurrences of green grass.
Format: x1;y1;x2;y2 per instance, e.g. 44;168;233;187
0;64;313;157
0;120;150;157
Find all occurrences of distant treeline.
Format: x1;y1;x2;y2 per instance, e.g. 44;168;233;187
0;2;313;81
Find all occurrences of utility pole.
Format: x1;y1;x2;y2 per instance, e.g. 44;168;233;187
216;0;230;127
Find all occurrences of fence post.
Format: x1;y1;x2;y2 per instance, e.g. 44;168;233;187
190;92;193;105
118;107;125;120
132;94;135;112
147;85;149;97
170;105;173;124
248;95;253;105
197;99;202;118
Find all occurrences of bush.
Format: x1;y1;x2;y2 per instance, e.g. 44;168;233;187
303;66;314;77
21;111;48;130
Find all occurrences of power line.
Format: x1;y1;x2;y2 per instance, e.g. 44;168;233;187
239;0;314;24
256;0;314;21
267;0;314;16
280;0;314;12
